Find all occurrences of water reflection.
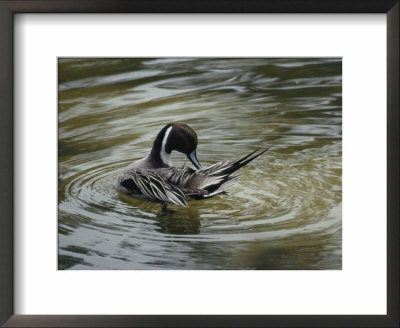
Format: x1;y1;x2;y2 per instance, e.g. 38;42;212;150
58;58;342;270
156;215;201;235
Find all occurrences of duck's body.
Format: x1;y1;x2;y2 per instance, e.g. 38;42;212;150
115;122;268;211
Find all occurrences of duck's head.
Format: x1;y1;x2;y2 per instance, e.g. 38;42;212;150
152;122;202;169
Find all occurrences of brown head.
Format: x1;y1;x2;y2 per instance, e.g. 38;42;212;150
150;122;202;169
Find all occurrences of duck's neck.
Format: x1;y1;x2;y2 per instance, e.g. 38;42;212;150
149;125;172;167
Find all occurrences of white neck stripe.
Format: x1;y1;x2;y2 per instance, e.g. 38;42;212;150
160;126;172;166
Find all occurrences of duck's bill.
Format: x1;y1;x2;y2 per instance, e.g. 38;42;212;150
188;150;202;169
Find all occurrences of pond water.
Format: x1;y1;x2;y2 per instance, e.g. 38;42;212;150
58;58;342;270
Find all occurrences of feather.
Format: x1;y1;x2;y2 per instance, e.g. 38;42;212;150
116;148;270;207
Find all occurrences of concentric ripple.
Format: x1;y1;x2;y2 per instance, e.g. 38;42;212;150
58;58;342;270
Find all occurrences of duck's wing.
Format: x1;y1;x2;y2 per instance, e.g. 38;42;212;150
119;169;188;206
164;168;213;196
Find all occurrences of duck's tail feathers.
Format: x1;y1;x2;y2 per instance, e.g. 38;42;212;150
200;147;270;198
223;147;271;176
196;175;239;199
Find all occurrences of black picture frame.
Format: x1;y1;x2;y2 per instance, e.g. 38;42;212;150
0;1;398;327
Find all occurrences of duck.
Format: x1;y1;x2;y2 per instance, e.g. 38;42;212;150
115;122;269;215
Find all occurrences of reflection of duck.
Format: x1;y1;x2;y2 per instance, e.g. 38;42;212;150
156;207;202;234
115;122;269;214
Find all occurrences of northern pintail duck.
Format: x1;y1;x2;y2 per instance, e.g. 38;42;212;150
115;122;269;214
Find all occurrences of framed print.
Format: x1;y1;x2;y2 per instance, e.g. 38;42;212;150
1;1;398;327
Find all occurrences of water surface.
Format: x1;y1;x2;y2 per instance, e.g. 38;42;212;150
58;58;342;270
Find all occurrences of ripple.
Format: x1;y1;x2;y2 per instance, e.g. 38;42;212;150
59;147;341;242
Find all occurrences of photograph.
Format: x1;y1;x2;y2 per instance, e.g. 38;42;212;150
58;58;342;270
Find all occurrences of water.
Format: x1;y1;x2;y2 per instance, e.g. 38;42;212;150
58;58;342;270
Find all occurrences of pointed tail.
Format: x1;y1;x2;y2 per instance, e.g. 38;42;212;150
201;147;271;196
223;147;271;175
